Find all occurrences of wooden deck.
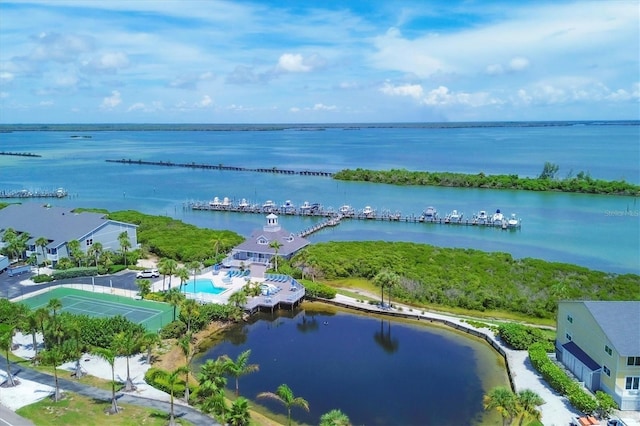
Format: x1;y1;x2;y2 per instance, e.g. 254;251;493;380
243;280;306;314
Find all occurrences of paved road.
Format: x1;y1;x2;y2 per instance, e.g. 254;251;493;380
0;355;220;426
0;404;35;426
0;270;139;301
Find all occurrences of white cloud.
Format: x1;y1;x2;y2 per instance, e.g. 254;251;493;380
83;52;129;73
0;72;14;84
39;100;53;106
127;101;164;112
197;95;213;108
312;103;336;111
29;32;93;63
276;53;325;73
509;57;530;71
380;82;424;99
101;90;122;109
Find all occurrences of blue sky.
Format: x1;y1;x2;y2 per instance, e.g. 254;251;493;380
0;0;638;123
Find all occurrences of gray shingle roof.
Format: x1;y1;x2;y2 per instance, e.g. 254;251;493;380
0;203;110;248
583;301;640;356
233;228;310;256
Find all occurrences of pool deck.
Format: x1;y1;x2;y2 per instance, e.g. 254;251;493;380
150;268;305;311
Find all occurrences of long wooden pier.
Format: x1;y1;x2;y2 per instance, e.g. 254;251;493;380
107;158;334;176
186;199;522;236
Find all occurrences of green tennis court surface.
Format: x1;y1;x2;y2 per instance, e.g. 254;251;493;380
21;287;174;331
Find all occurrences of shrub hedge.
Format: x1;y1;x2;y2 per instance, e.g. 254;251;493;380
52;267;98;280
302;280;337;299
528;343;598;413
32;274;53;283
498;323;555;351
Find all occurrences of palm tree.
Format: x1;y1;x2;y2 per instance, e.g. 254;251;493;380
516;389;544;425
35;236;49;266
167;366;189;426
23;310;41;360
87;242;103;267
38;344;66;401
197;357;228;419
269;240;283;271
118;231;131;268
0;324;18;387
228;289;247;309
99;250;114;272
158;258;178;290
483;386;518;426
180;299;200;333
258;384;310;426
319;409;352;426
176;266;190;294
227;397;251;426
28;253;39;274
373;269;400;308
178;333;194;403
136;279;152;299
140;331;161;364
113;331;141;392
34;307;49;351
222;349;259;396
188;260;202;292
166;287;185;321
92;347;119;414
47;298;62;320
66;239;83;267
66;317;86;379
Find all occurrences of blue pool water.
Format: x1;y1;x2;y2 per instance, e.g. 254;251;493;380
184;278;226;295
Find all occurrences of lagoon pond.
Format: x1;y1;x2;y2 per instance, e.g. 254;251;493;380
195;307;510;426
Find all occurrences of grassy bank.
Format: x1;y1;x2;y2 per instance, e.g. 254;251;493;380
16;392;192;426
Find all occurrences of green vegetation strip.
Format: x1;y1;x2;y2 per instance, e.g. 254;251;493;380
333;166;640;196
292;241;640;319
20;287;173;331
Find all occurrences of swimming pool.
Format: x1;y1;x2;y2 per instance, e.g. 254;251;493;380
184;278;226;295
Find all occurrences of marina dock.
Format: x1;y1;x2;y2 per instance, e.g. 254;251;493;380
0;187;68;199
186;199;522;236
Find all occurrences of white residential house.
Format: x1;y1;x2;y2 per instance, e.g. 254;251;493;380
0;203;138;267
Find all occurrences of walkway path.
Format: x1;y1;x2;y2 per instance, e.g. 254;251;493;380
0;355;220;426
331;292;582;426
0;404;35;426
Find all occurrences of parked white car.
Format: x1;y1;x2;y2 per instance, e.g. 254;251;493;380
136;269;159;278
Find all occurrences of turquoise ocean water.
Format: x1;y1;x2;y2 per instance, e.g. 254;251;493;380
1;121;638;274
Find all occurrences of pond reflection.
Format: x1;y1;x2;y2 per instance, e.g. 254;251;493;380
196;306;508;425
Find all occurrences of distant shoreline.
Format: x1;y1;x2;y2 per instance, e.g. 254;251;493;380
0;120;638;132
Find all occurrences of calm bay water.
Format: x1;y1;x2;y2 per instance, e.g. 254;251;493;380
1;122;638;273
196;307;509;426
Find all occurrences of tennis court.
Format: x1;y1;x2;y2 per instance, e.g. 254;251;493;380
21;287;174;331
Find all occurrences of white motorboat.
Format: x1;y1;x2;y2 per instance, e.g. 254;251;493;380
222;197;231;207
448;209;463;222
362;206;375;218
507;213;520;228
262;200;276;212
281;200;296;213
492;209;504;224
423;206;437;221
209;196;221;207
238;198;249;208
476;210;488;224
339;204;355;216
